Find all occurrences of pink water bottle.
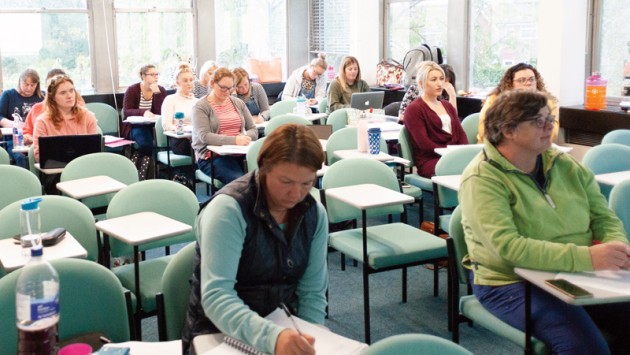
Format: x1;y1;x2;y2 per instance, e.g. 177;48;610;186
327;65;335;81
584;72;607;111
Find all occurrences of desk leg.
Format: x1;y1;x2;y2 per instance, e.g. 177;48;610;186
524;281;532;355
103;234;111;269
133;245;142;340
361;210;371;344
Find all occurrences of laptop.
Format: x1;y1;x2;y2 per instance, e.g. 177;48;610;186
38;134;102;169
308;125;333;140
350;91;385;111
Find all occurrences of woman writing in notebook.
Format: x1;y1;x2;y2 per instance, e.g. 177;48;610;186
460;90;630;354
327;55;370;112
182;124;327;355
192;67;258;185
403;61;467;178
233;67;271;123
282;53;328;106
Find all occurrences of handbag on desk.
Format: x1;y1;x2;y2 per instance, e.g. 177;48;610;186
376;59;404;86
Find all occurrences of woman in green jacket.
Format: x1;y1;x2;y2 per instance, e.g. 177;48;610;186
460;90;630;354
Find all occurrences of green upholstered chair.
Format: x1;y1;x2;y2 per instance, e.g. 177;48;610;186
318;97;329;118
447;206;549;354
28;144;39;179
0;195;100;263
460;112;480;144
609;179;630;237
601;129;630;146
59;152;138;215
0;165;42;210
326;108;350;133
104;179;198;333
322;158;447;343
245;137;266;173
432;145;482;234
397;126;432;217
195;168;224;196
0;258;132;353
582;143;630;200
156;242;196;341
325;127;388;166
269;100;297;119
86;102;120;136
264;113;311;136
154;116;195;179
364;333;473;355
0;145;9;164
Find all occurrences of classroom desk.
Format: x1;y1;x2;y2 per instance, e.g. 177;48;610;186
594;170;630;186
34;163;64;175
56;175;127;199
0;232;87;272
1;127;12;135
431;174;462;192
514;267;630;355
97;340;181;354
333;149;395;162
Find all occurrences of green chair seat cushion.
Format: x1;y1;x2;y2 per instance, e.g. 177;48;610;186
404;173;433;192
195;169;224;189
401;184;423;199
157;151;193;167
460;295;548;354
114;255;174;312
329;223;447;270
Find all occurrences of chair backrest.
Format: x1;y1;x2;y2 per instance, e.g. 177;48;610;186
0;145;9;164
322;158;403;223
461;113;480;144
154;116;168;148
609;179;630;239
270;100;297;119
86;102;120;136
0;258;130;353
0;165;42;210
159;242;196;341
397;126;415;166
60;152;139;211
325;126;388;166
264;114;312;136
0;195;99;261
434;145;483;208
318;97;329;115
601;129;630;146
364;333;473;355
383;101;402;117
448;206;470;285
28;144;39;178
106;179;199;256
582;143;630;199
245;137;266;172
327;108;349;132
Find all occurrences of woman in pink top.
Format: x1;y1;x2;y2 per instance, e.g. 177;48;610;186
33;75;98;162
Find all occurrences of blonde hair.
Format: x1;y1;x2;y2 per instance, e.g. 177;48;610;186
174;62;194;80
415;62;444;92
199;60;217;79
310;53;328;71
232;67;251;96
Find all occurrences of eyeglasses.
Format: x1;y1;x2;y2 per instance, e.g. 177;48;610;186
513;76;536;84
215;83;234;92
144;72;159;77
527;114;556;128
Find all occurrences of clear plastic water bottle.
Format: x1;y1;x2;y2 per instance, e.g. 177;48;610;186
12;110;24;148
16;245;60;355
20;198;42;256
296;96;306;116
175;111;185;135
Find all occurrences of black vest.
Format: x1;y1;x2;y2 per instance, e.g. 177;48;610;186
181;172;319;351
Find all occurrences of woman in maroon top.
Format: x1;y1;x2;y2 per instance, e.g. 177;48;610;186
403;62;468;178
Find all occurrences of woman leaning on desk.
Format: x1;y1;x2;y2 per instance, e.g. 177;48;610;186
232;67;270;124
282;53;328;107
476;62;559;143
191;67;258;185
122;63;167;156
460;89;630;355
327;55;370;112
161;62;198;156
403;61;467;178
182;124;328;355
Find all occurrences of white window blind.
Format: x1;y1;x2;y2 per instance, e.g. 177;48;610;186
310;0;350;55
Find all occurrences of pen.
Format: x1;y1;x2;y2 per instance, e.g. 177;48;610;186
280;302;304;336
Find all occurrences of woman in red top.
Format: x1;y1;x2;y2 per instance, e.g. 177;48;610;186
403;62;468;178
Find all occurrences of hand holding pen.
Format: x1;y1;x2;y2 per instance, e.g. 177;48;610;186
275;302;315;355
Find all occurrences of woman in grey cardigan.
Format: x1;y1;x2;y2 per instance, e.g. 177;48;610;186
282;53;328;107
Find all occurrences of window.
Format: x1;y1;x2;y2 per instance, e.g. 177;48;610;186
386;0;448;63
469;0;539;93
114;0;194;87
0;1;90;91
214;0;286;81
310;0;350;73
596;0;630;98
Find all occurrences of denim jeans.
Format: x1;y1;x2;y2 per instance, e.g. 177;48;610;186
130;125;154;156
198;155;244;185
472;273;630;355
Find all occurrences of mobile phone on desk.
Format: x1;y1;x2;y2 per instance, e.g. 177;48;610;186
545;278;593;299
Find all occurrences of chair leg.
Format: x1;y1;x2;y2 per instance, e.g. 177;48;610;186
434;263;439;297
340;253;346;271
362;265;371;344
402;267;407;303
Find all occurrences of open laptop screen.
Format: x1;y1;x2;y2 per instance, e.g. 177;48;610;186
350;91;385;111
38;134;102;169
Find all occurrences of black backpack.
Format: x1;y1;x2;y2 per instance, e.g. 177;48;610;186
402;44;444;87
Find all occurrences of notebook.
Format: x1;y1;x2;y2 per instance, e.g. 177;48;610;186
203;308;368;355
350;91;385;111
38;134;102;169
